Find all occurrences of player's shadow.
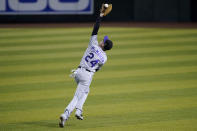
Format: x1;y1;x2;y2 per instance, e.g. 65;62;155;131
20;120;75;128
21;121;57;128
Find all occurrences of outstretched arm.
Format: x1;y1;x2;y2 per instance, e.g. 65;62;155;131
91;4;112;36
91;14;104;36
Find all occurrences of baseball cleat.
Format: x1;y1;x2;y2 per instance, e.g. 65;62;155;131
75;114;83;120
59;115;67;128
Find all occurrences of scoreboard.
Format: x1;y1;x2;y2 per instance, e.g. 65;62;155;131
0;0;93;15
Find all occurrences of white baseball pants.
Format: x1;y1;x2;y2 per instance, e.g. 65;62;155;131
63;68;94;118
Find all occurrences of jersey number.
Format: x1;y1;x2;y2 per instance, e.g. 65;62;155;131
85;53;99;67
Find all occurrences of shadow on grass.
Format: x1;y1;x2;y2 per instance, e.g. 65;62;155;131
19;120;58;128
19;119;76;129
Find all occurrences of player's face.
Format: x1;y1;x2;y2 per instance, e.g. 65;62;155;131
99;40;104;47
99;40;105;50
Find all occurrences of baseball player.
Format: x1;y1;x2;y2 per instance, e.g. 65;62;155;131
59;4;113;128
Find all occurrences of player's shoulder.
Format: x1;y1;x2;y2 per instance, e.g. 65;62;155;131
89;35;98;46
91;35;97;40
90;35;97;42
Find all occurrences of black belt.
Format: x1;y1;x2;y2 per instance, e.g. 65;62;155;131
78;66;92;72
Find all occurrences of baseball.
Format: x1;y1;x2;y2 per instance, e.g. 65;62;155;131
104;4;109;8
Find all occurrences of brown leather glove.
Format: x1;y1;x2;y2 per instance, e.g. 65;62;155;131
100;4;112;17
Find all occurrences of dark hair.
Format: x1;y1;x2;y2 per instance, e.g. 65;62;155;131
104;40;113;51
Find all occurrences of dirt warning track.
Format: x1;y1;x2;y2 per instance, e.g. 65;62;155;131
0;22;197;28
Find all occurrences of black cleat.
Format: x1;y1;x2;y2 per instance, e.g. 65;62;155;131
75;114;83;120
59;116;66;128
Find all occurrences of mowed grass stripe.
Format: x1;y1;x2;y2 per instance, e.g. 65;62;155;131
119;37;197;46
105;60;197;71
1;81;197;105
0;61;78;72
113;49;197;59
0;80;73;94
0;107;196;131
2;65;197;84
0;28;92;37
1;105;196;126
1;78;197;103
0;73;69;86
1;54;197;73
1;108;196;130
0;30;88;40
1;57;197;78
84;107;197;129
93;71;197;86
0;87;196;113
0;75;196;95
0;27;148;38
111;31;197;40
1;38;197;52
0;27;178;39
89;119;197;131
1;27;196;41
91;80;197;96
0;68;197;86
1;32;197;48
1;36;196;56
108;55;197;66
1;43;197;62
3;79;196;102
1;60;197;78
0;87;72;103
0;46;85;56
1;102;196;126
0;42;88;51
1;49;197;66
0;35;88;45
1;33;196;50
0;27;149;40
88;97;197;116
0;42;196;58
1;28;197;46
3;27;193;38
117;41;197;50
1;43;197;63
96;66;197;81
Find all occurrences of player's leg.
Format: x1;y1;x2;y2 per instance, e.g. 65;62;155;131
60;69;80;121
59;76;81;128
75;91;89;120
59;90;78;127
61;83;83;118
62;95;78;117
75;71;92;120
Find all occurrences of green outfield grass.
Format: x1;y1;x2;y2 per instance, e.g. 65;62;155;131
0;27;197;131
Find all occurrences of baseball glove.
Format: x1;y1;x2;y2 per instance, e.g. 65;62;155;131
100;4;112;16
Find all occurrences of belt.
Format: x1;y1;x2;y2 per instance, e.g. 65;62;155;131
78;66;92;72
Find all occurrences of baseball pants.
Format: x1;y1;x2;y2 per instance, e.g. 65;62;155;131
64;68;93;118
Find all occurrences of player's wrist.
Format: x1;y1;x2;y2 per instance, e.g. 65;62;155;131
100;13;104;17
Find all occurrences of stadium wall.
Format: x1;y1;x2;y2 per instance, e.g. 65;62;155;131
0;0;195;23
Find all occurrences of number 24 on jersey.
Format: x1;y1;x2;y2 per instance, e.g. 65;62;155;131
85;53;99;67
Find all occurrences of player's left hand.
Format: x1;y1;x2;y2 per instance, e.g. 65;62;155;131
100;3;112;17
69;69;77;78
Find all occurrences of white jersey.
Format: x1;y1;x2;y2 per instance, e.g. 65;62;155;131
79;35;107;73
